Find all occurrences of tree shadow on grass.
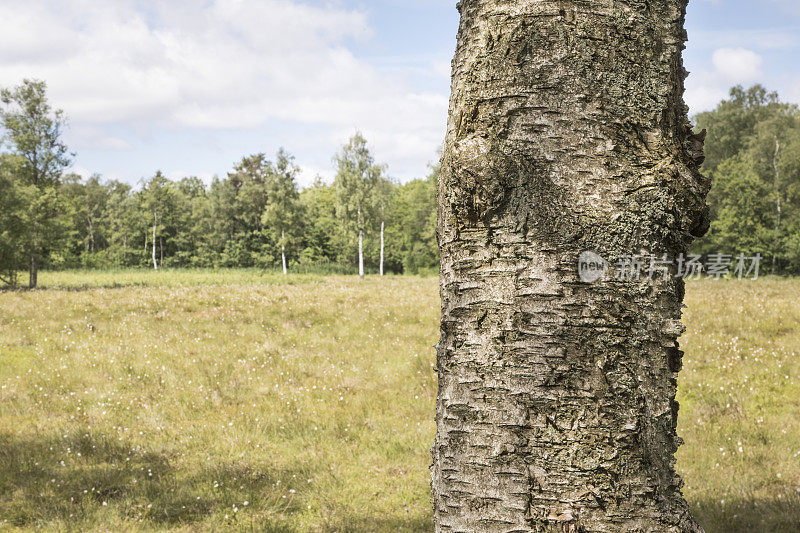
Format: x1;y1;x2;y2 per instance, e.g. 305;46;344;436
690;494;800;533
0;431;306;530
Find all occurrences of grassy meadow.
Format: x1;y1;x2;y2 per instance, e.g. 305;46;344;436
0;270;798;531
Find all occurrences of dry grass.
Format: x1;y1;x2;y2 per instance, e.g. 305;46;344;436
679;279;800;531
0;271;798;531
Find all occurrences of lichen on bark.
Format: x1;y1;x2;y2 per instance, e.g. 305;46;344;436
432;1;710;531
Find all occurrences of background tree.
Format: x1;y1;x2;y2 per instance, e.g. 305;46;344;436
750;112;800;273
388;164;438;275
263;149;302;275
171;176;208;267
298;178;341;266
0;155;35;287
140;172;176;270
693;85;800;272
333;133;382;278
0;79;71;288
372;175;393;276
227;154;274;267
695;85;784;173
60;174;111;267
432;1;709;530
105;181;141;266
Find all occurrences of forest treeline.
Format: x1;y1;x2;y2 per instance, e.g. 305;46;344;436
1;80;799;288
0;80;437;287
693;85;800;274
58;147;437;276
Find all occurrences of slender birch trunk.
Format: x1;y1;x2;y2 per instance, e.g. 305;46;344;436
432;1;711;531
358;206;364;278
28;254;37;289
88;218;95;253
151;218;158;271
380;220;385;276
772;138;781;275
29;220;39;289
281;228;287;275
358;229;364;278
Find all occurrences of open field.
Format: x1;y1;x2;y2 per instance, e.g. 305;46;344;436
1;271;799;531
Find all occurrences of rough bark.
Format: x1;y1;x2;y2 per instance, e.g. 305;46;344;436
432;1;710;532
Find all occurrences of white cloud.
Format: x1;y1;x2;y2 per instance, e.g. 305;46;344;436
0;0;450;181
0;0;374;127
685;84;729;113
685;47;768;113
68;165;95;179
711;47;763;82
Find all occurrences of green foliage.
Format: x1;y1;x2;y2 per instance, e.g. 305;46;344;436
299;178;341;265
334;133;383;238
5;79;799;279
0;156;35;287
693;85;800;274
262;149;303;268
0;82;440;280
0;79;70;188
386;164;439;274
0;79;72;287
15;145;439;276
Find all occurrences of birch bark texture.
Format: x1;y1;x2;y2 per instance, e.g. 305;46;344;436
432;1;710;532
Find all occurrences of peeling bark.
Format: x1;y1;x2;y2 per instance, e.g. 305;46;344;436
432;1;710;531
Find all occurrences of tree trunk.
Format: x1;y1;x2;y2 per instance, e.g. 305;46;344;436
772;138;781;275
88;218;95;253
28;253;38;289
358;228;364;278
282;228;288;275
152;222;158;271
380;220;385;276
29;219;40;289
432;2;710;532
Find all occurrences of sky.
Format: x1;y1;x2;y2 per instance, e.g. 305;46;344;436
0;0;798;188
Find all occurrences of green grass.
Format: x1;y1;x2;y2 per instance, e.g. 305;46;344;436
27;268;332;290
0;271;798;531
